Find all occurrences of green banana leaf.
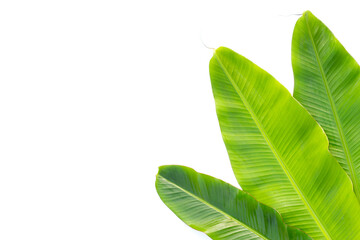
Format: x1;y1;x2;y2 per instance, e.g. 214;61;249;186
209;46;360;239
156;165;311;240
292;11;360;201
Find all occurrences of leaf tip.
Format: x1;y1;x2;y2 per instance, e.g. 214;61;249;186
302;10;315;19
213;46;230;56
156;165;168;179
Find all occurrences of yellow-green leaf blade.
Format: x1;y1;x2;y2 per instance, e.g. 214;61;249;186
209;47;360;239
292;11;360;200
156;165;311;240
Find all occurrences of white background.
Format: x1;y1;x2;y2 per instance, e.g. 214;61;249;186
1;0;360;239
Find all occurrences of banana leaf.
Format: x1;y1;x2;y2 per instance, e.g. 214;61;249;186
292;11;360;201
156;165;311;240
209;46;360;239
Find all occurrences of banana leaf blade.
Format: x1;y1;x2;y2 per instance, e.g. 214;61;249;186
292;11;360;201
209;46;360;239
156;165;311;240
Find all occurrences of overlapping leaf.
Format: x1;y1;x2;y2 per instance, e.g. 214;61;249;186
292;11;360;200
156;165;311;240
209;47;360;239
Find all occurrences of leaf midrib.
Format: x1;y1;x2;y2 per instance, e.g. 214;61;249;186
158;175;268;240
304;14;360;199
213;52;332;240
